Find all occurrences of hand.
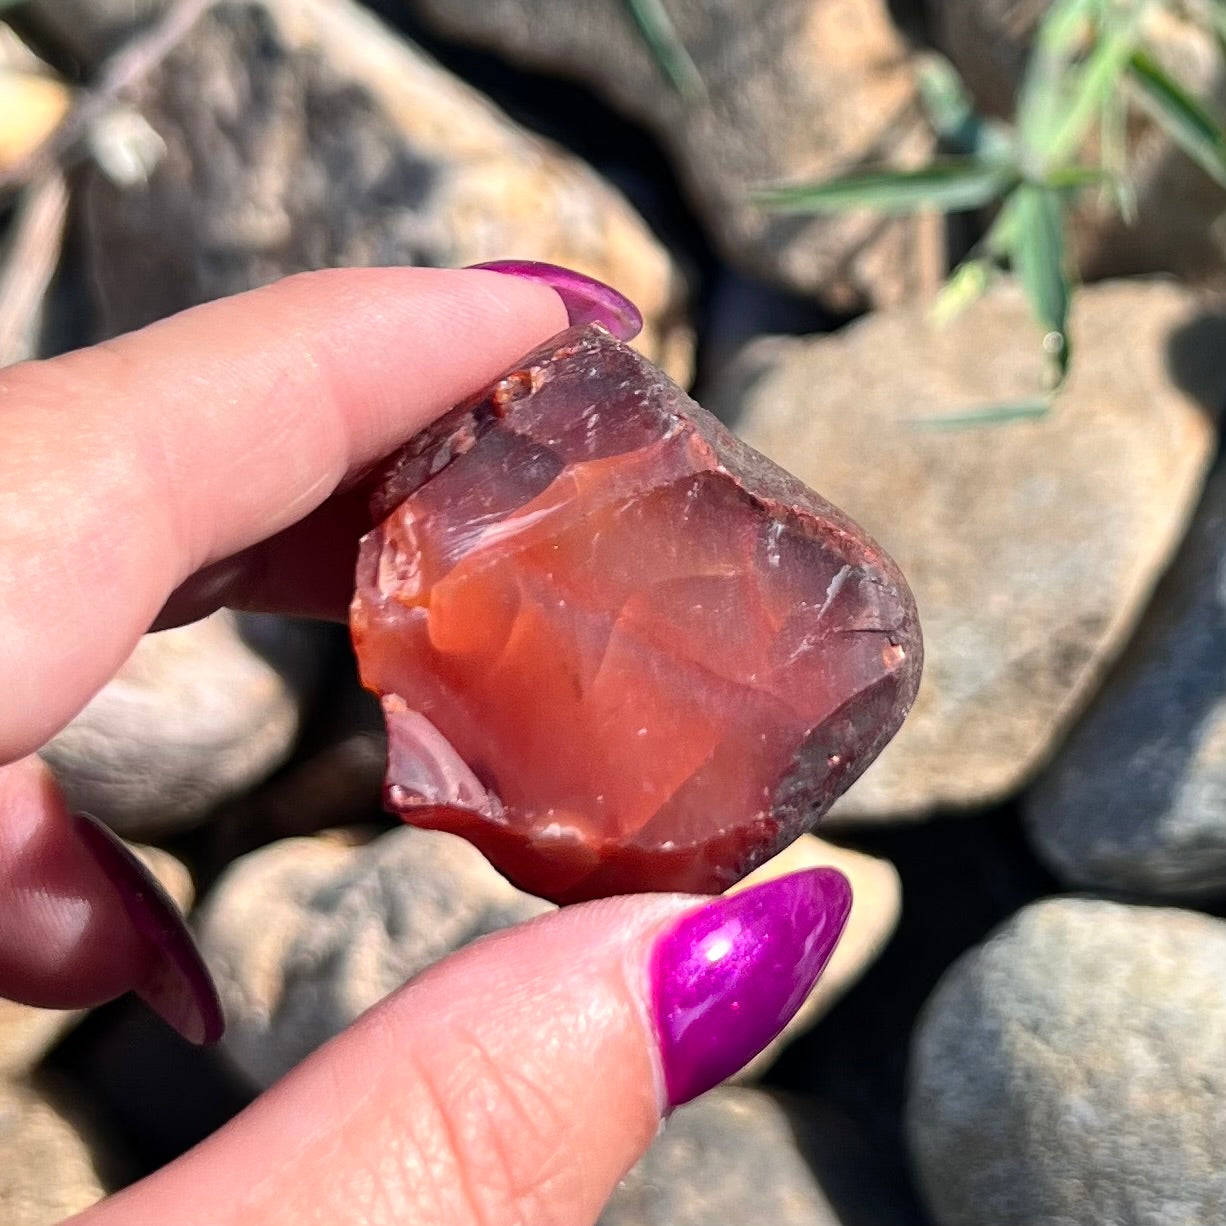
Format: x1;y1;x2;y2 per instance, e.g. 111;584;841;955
0;267;849;1225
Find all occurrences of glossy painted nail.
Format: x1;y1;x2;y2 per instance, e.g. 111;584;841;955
651;867;852;1107
72;812;224;1045
467;260;644;342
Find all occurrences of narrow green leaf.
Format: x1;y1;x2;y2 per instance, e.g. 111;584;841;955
979;187;1029;265
907;399;1051;430
755;160;1013;215
931;258;995;326
917;55;975;139
918;55;1016;163
1011;183;1071;380
1100;84;1135;220
1045;11;1148;167
1017;0;1101;153
1210;0;1226;52
1032;0;1104;56
1019;0;1149;171
622;0;706;103
1043;164;1112;190
1129;49;1226;189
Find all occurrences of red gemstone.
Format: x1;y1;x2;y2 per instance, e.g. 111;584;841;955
351;325;921;904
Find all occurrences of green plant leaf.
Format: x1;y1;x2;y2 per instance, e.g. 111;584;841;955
1129;49;1226;189
622;0;706;103
917;54;975;139
917;55;1015;163
1099;84;1136;220
981;192;1020;260
1043;164;1113;190
1010;184;1071;380
754;160;1014;215
931;257;996;326
1019;0;1149;170
907;399;1051;430
1049;15;1147;165
1210;0;1226;52
1017;0;1100;154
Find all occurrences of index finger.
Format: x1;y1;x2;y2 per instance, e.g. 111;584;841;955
0;267;568;762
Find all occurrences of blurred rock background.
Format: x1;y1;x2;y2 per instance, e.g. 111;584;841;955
3;0;1226;1222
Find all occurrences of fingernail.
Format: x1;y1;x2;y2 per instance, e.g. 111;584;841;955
650;867;852;1108
467;260;644;342
72;813;224;1045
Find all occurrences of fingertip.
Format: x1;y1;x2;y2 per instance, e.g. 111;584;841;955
0;758;155;1009
69;871;852;1226
648;867;852;1108
72;813;224;1045
466;261;643;341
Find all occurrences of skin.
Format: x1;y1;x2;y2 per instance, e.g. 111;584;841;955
0;268;696;1226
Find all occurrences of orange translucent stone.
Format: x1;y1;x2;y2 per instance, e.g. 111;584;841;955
351;325;921;903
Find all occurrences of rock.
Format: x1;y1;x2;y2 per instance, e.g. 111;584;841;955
129;841;197;911
24;0;165;64
41;611;321;839
204;648;389;861
201;816;892;1090
209;729;388;857
931;0;1226;286
722;279;1224;819
0;32;72;367
408;0;941;309
1025;461;1226;901
731;835;901;1079
602;1085;919;1226
0;1076;120;1225
0;1003;76;1084
0;34;70;174
354;323;921;902
197;825;552;1089
907;897;1226;1226
69;0;689;377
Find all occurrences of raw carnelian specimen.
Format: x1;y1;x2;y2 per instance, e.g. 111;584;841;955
351;324;922;904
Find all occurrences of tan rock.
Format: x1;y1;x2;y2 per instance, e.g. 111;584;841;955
41;611;321;839
0;30;72;366
198;826;552;1088
731;835;901;1079
601;1087;901;1226
0;1078;114;1224
72;0;690;377
409;0;940;310
724;278;1224;819
908;898;1226;1225
200;820;893;1089
1024;461;1226;902
0;1003;74;1084
130;842;196;912
22;0;164;63
0;70;69;174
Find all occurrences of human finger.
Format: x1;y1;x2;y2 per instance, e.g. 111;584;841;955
0;265;573;762
0;755;220;1041
72;868;850;1226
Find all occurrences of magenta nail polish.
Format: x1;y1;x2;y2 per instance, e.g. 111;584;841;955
72;813;224;1045
467;260;644;342
651;867;852;1107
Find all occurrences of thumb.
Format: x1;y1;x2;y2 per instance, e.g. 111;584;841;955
72;868;850;1226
